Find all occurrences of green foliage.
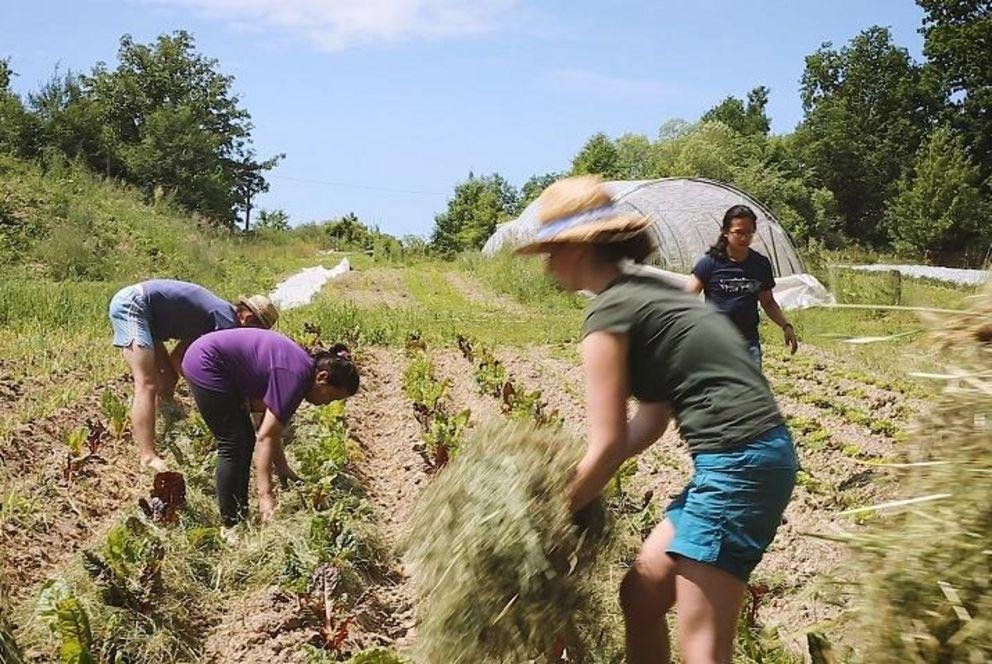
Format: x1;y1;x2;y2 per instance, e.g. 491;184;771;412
795;26;941;243
307;504;369;566
10;31;277;223
0;59;37;157
65;425;89;457
402;347;471;466
81;517;165;613
100;389;128;441
85;31;274;222
919;0;992;177
562;121;838;247
28;69;108;170
456;251;584;311
36;581;97;664
317;212;407;260
702;86;771;136
423;408;471;462
295;401;353;482
519;171;562;208
255;207;290;231
472;343;508;398
571;131;621;176
345;648;409;663
431;172;519;254
402;352;448;409
886;126;990;255
828;267;905;305
612;133;654;179
39;222;113;280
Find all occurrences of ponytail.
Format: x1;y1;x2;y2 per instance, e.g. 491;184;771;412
313;343;359;395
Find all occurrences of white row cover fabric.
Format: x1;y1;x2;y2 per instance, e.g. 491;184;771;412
269;258;350;309
484;178;805;277
841;264;990;287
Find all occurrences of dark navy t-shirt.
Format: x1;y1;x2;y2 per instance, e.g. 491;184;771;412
691;250;775;344
142;279;237;342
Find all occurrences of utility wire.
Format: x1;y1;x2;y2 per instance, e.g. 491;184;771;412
269;174;448;197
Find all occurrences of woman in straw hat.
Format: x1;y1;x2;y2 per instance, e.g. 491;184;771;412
181;330;358;533
108;279;278;471
516;175;796;663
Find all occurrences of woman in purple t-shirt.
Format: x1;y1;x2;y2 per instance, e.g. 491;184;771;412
181;328;359;529
108;279;277;472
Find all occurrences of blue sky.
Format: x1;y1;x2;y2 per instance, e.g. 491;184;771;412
1;1;926;237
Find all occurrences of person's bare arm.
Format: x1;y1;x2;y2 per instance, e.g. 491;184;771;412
758;289;798;354
569;332;630;512
684;274;705;295
253;410;287;522
626;401;672;456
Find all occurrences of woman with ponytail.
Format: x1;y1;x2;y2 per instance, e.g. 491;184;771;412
685;205;798;367
182;328;359;532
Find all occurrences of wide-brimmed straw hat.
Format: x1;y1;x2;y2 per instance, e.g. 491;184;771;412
515;175;652;254
235;294;279;328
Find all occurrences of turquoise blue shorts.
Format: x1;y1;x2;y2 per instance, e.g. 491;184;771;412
666;424;796;582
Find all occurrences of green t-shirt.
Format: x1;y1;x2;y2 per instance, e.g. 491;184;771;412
583;272;783;453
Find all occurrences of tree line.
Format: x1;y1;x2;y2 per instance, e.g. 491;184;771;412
431;0;992;263
0;31;281;230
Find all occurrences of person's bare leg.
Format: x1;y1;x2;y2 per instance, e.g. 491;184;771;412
155;342;180;403
123;344;168;472
674;558;746;664
621;518;678;664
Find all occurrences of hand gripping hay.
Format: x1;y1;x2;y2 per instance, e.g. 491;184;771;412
404;419;611;663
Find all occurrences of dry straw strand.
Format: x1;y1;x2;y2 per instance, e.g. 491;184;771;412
849;282;992;661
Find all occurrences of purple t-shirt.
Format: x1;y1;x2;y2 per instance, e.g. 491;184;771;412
182;328;314;424
142;279;237;342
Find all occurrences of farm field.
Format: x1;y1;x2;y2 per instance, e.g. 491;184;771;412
1;240;975;662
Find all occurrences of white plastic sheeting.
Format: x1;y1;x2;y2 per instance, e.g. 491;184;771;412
842;264;989;287
484;178;806;277
269;258;350;310
630;265;834;310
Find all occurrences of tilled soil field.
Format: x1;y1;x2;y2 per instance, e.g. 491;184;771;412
2;333;923;662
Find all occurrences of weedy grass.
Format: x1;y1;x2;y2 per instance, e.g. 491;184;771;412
404;419;616;663
844;285;992;661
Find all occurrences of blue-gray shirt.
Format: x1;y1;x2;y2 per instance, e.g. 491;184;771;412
142;279;237;342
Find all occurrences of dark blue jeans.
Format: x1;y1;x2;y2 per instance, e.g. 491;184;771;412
189;382;256;527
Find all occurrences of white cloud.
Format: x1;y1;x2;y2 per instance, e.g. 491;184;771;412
549;67;675;99
144;0;518;51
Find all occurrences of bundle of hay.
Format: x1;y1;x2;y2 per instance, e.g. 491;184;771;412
404;420;614;663
851;287;992;660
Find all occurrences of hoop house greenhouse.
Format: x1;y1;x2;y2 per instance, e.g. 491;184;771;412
485;178;807;275
483;178;832;308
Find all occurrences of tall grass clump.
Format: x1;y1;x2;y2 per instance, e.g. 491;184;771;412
457;250;585;311
404;419;615;663
848;284;992;660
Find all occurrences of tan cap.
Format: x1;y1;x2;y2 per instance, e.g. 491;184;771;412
236;294;279;329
